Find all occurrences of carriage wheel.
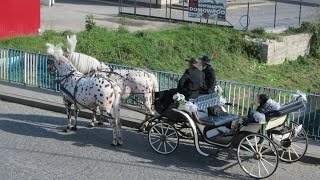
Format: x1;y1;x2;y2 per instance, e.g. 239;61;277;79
278;121;308;163
237;133;279;179
148;122;179;155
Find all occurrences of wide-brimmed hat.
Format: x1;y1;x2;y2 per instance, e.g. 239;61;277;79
200;55;211;65
185;58;200;65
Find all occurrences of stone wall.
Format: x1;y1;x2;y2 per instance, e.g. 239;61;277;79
258;33;312;65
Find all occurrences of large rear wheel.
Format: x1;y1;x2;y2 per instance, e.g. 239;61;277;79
237;133;279;179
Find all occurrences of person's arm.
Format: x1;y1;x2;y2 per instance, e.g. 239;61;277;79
207;68;216;93
178;70;189;89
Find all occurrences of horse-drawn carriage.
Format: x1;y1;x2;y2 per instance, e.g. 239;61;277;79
146;90;308;179
46;40;308;179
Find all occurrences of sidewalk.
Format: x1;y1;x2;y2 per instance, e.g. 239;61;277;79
0;81;145;129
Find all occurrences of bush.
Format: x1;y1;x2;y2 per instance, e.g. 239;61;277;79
85;15;96;31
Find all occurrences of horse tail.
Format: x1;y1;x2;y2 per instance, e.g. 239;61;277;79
66;34;77;54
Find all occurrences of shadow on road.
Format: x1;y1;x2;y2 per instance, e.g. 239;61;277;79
0;113;250;179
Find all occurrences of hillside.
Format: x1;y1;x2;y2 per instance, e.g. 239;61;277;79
0;24;319;93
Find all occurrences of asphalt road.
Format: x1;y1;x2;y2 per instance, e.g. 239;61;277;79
0;100;320;179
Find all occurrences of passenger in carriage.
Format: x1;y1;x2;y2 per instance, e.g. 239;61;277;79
177;58;205;100
200;55;216;94
228;94;280;134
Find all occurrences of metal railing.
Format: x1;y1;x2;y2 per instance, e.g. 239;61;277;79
0;47;319;139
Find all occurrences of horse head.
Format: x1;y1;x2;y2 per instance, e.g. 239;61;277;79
46;43;77;77
66;34;77;54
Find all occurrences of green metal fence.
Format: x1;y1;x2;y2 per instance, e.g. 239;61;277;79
0;47;319;139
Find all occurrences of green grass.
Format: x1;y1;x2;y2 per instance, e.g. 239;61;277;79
0;24;319;93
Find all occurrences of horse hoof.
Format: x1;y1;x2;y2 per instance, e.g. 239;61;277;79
63;129;68;132
88;124;94;128
98;122;104;125
71;126;77;131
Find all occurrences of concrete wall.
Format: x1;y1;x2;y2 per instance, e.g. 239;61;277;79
259;33;312;65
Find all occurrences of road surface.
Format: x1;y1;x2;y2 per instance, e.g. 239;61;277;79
0;100;320;179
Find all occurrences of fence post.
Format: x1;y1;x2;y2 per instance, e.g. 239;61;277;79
274;0;277;28
134;0;137;16
149;0;152;16
8;49;12;82
182;0;185;21
246;2;250;31
166;0;168;18
169;0;172;21
299;0;302;25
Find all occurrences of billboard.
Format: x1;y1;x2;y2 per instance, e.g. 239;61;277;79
188;0;227;21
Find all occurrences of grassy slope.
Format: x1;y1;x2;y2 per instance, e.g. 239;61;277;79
0;25;319;93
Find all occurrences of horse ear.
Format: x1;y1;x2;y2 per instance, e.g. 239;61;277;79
67;35;70;40
46;43;55;55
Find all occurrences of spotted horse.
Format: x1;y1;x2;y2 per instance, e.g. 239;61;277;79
65;34;159;129
46;43;123;146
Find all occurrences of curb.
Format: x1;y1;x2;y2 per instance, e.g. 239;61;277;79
0;93;142;129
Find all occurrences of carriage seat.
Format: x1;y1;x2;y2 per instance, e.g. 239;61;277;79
197;111;238;127
264;99;304;120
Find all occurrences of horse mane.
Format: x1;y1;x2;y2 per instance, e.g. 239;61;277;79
65;34;110;74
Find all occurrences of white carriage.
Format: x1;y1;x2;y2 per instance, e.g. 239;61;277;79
147;90;308;179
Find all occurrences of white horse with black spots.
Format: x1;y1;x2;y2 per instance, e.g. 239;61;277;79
46;43;123;146
65;35;159;127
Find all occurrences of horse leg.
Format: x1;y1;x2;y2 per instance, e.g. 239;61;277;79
88;107;98;128
71;107;79;131
113;95;122;146
63;99;72;132
139;94;154;132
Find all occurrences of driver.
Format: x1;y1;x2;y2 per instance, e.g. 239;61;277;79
177;58;205;100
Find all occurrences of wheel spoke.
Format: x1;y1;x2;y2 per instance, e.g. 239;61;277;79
281;150;285;159
166;141;175;149
150;134;161;138
261;157;275;167
164;125;170;135
261;147;272;155
153;126;162;135
259;140;265;153
246;137;256;152
255;136;259;152
157;141;163;151
151;139;160;145
167;132;177;138
164;141;167;152
240;144;254;153
288;149;292;161
258;160;261;177
249;163;255;176
290;146;299;158
291;143;303;150
161;124;164;134
260;160;270;175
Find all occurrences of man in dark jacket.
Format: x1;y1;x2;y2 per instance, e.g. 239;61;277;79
177;58;205;100
200;55;216;94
